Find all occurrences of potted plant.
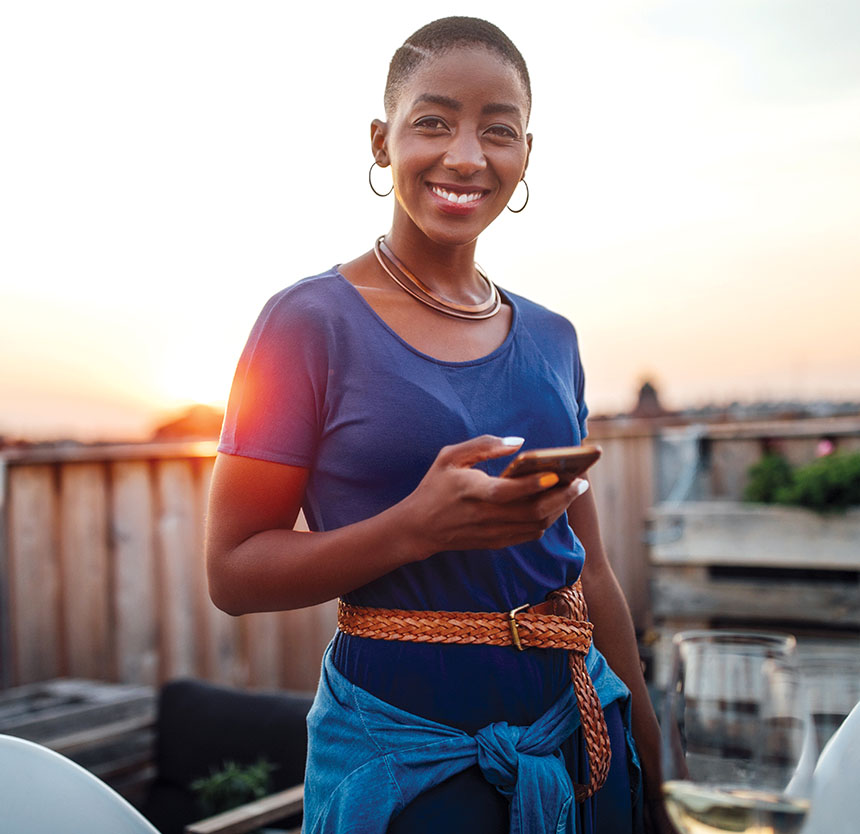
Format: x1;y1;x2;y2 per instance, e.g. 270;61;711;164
191;758;280;833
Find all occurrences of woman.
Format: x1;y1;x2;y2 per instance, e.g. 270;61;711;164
207;16;666;834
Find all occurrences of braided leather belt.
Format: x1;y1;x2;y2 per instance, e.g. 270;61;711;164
337;579;611;801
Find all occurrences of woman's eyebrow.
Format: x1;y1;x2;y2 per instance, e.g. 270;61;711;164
413;93;461;110
411;95;522;120
482;102;522;118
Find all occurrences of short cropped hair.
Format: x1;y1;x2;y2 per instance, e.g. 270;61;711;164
384;17;531;119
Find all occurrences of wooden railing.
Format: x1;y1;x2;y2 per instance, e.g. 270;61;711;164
582;414;860;633
0;442;334;692
586;423;658;629
3;415;856;692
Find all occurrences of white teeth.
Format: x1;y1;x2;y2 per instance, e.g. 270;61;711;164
432;186;483;205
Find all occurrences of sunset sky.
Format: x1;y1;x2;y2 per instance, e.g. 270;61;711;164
2;1;859;440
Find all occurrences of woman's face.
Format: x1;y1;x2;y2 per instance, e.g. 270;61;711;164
374;46;532;248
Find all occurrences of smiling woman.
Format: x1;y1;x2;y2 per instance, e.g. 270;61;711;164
205;16;666;834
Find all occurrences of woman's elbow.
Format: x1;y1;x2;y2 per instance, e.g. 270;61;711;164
207;577;244;617
205;545;247;617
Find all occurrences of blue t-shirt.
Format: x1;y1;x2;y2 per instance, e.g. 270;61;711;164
219;268;590;733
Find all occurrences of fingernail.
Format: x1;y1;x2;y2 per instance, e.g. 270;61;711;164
574;480;590;496
501;436;525;447
539;473;560;488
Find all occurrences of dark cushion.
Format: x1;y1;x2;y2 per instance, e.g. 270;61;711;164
141;678;313;834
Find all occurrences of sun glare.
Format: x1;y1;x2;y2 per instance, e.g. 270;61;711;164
155;339;233;411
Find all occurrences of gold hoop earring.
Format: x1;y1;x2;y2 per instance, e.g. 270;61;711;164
506;179;529;213
368;161;393;197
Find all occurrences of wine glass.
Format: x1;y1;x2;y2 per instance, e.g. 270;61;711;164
660;630;814;834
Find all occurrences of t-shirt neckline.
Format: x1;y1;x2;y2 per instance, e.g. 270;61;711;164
331;267;519;368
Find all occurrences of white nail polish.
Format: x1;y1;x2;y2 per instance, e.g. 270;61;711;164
501;436;525;446
575;480;590;496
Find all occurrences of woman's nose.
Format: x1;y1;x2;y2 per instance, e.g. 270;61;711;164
442;130;487;176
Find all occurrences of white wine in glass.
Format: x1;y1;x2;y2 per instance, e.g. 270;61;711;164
661;631;813;834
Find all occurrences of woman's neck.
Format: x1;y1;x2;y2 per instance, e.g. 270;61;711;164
383;222;485;305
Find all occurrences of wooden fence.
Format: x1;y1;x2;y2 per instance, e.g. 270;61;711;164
0;442;335;693
2;415;856;693
0;432;659;693
584;414;860;636
585;423;657;629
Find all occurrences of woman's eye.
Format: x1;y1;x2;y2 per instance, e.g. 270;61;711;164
486;125;518;139
415;117;447;130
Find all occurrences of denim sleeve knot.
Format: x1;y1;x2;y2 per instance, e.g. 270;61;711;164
476;718;576;834
303;644;638;834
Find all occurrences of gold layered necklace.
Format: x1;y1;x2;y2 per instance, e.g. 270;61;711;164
373;236;502;321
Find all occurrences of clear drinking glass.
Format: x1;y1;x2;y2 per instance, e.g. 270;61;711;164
661;631;813;834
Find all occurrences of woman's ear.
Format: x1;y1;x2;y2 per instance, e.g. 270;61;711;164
370;119;390;167
523;133;533;175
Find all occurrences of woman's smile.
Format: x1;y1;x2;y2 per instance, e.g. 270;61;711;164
427;182;490;213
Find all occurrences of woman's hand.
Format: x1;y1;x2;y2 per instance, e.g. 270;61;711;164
401;435;589;556
206;435;588;614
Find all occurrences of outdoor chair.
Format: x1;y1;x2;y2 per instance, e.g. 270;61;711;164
141;678;313;834
0;733;160;833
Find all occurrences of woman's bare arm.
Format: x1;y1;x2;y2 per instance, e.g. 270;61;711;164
205;435;586;615
570;484;671;833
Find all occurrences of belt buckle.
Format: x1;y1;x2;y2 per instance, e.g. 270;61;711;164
508;603;530;651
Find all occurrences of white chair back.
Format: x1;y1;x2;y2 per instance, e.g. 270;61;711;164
0;734;160;833
804;700;860;833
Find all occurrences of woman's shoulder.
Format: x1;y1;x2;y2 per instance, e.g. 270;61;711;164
262;267;349;314
505;288;580;343
251;267;357;333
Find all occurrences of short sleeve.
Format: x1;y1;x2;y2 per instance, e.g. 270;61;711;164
218;285;330;466
573;339;589;441
555;311;589;443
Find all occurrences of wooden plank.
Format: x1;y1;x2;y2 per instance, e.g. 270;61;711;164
650;503;860;569
111;461;159;686
59;463;112;680
651;567;860;626
708;438;761;500
1;441;217;466
588;421;666;442
154;459;204;679
44;713;155;756
243;612;283;689
682;417;860;441
0;678;153;738
589;434;655;629
7;465;61;684
279;602;336;692
190;458;213;678
203;603;243;687
184;783;303;834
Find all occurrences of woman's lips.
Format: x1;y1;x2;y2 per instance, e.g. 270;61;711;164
427;183;489;213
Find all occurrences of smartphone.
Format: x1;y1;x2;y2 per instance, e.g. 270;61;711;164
500;444;602;483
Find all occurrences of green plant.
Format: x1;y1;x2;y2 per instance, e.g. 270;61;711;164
774;451;860;513
743;453;794;504
190;758;277;819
